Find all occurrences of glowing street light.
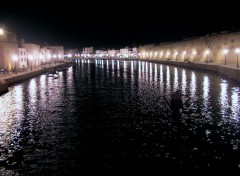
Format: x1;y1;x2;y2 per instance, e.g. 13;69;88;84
166;51;170;60
175;51;178;61
160;51;163;60
223;49;229;66
205;50;210;64
28;55;33;71
12;55;18;73
192;50;197;62
235;48;240;68
182;51;186;61
0;28;4;35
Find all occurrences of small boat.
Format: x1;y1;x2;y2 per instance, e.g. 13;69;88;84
48;69;58;77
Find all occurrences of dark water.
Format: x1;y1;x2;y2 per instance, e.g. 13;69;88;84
0;60;240;173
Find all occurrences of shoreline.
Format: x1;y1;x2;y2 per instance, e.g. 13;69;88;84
0;63;71;95
140;59;240;83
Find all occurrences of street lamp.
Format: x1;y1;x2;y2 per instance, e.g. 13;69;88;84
167;51;170;60
205;50;210;64
160;51;163;60
175;51;178;61
12;55;18;74
235;48;240;68
48;54;52;66
182;51;186;61
28;55;33;71
39;55;43;68
53;54;57;65
223;49;229;66
192;50;197;62
0;28;4;35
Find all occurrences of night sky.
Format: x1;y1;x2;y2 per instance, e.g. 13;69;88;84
0;2;239;50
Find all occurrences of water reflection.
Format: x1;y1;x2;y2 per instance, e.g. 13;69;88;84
0;60;239;172
220;80;228;116
202;76;210;109
231;88;240;120
173;68;179;92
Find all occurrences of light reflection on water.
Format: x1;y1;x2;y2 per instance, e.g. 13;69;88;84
0;59;240;173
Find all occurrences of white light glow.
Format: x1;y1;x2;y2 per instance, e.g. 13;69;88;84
0;28;4;35
223;49;229;54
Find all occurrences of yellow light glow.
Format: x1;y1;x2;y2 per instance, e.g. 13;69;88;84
0;28;4;35
235;48;240;53
223;49;229;54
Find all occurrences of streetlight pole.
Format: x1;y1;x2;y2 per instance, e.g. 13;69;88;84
183;51;186;61
223;49;229;66
28;55;32;71
175;51;178;62
205;50;210;64
235;48;239;68
12;55;18;74
192;50;196;62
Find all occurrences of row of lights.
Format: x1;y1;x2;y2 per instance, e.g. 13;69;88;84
139;48;240;67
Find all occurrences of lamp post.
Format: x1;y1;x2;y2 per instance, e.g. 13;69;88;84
28;55;33;71
53;54;57;65
166;51;170;60
160;51;163;60
192;50;196;62
0;28;4;35
223;49;229;66
235;48;239;68
182;51;186;61
205;50;210;64
12;55;18;74
175;51;178;61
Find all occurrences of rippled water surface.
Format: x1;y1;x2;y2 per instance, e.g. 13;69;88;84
0;60;240;173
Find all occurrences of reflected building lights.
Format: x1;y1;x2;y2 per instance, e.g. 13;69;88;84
29;79;37;103
182;69;187;95
14;85;23;111
231;88;240;120
150;63;152;82
166;66;170;93
154;64;157;82
146;62;148;82
203;76;210;109
131;61;134;75
190;72;196;97
160;65;164;93
173;68;179;91
220;80;228;115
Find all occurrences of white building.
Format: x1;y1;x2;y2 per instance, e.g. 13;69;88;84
83;47;93;54
18;48;27;69
22;43;41;67
120;48;129;58
108;50;120;58
95;50;107;58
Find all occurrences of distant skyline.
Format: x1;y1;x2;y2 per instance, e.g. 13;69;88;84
1;3;239;50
